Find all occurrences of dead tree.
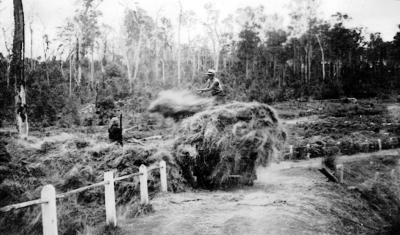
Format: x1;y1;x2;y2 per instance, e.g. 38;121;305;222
10;0;28;138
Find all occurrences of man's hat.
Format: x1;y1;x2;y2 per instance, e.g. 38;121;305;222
205;69;216;75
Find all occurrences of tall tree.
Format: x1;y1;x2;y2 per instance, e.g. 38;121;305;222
124;5;154;91
390;25;400;69
57;20;80;95
236;6;264;80
10;0;28;138
204;3;222;71
158;17;173;84
177;0;183;84
288;0;320;83
42;34;50;85
73;0;102;86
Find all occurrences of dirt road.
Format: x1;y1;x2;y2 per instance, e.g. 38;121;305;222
118;150;400;235
280;115;319;125
119;168;334;235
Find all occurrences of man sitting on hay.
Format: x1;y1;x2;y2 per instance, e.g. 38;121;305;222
197;69;226;104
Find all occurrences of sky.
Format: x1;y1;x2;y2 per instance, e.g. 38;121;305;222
0;0;399;58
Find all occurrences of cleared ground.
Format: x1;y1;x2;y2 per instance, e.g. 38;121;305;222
2;100;399;234
118;149;400;235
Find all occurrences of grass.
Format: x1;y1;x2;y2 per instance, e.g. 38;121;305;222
340;155;400;234
323;101;386;117
285;100;400;159
0;129;185;235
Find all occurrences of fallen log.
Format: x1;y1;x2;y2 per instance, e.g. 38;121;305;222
319;167;339;183
142;135;162;141
125;138;145;145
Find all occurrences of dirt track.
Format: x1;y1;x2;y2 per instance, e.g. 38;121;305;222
119;167;335;235
118;149;400;235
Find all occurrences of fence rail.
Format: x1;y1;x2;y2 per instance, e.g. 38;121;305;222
286;138;386;160
0;198;47;213
56;180;110;199
0;160;168;235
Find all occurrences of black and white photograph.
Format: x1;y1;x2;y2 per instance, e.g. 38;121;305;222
1;0;400;234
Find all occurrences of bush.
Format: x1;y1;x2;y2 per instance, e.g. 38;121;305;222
324;101;386;117
96;97;116;125
105;63;123;78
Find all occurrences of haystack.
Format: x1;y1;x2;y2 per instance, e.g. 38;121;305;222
148;90;214;121
173;102;286;188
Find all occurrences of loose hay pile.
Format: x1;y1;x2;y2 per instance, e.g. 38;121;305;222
0;132;186;234
173;102;286;188
148;90;214;121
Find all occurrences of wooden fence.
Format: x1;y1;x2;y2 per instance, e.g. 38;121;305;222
0;160;168;235
335;161;397;184
287;138;385;160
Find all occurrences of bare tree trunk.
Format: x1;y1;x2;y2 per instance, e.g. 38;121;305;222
303;48;308;83
132;28;142;89
6;62;10;88
101;40;106;74
197;50;201;72
293;45;297;75
125;52;132;88
245;59;249;80
273;57;277;80
111;43;115;62
315;34;325;81
75;37;79;84
301;58;305;83
154;39;159;81
215;49;220;72
78;63;82;85
282;64;287;87
76;37;82;85
69;54;72;97
161;58;165;84
90;46;94;86
308;44;312;83
101;59;105;74
192;49;196;80
43;35;50;85
177;1;182;84
45;65;49;85
11;0;28;138
60;59;65;79
29;21;33;69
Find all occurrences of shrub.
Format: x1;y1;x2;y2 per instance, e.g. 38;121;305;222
96;97;116;125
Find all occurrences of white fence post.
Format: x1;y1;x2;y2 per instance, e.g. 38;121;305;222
336;164;344;183
41;185;58;235
139;165;149;204
378;139;382;151
306;144;310;159
160;160;168;192
104;171;117;227
289;145;293;159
